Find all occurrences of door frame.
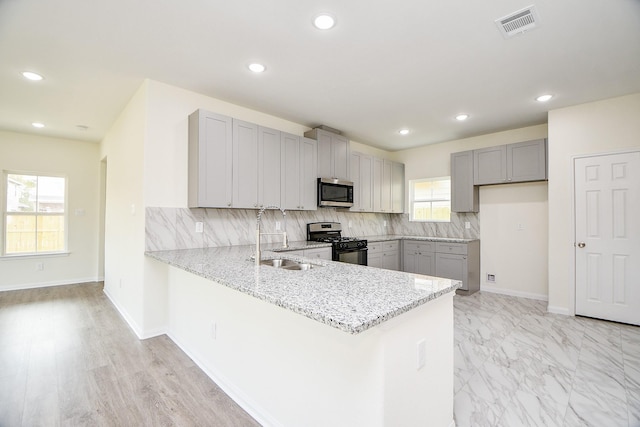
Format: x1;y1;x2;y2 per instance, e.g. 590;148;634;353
571;147;640;317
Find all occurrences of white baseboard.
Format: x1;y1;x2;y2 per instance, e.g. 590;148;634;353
0;277;102;292
103;287;145;339
141;327;168;340
167;331;282;427
547;305;571;316
480;284;548;301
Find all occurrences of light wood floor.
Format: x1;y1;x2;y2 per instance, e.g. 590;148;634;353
0;282;261;427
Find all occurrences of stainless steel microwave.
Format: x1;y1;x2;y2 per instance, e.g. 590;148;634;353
317;178;354;208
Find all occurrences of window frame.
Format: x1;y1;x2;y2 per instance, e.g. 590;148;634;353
2;171;69;257
409;176;452;223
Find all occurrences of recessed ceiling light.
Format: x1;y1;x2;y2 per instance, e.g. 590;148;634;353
536;94;553;102
398;129;410;135
22;71;44;81
248;63;266;73
455;114;469;121
313;13;336;30
32;122;45;128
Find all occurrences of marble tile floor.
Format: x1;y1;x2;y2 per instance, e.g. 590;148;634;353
453;291;640;427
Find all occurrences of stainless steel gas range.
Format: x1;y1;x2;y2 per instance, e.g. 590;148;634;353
306;222;367;266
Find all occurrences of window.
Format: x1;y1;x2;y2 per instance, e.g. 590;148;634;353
4;173;66;255
409;177;451;222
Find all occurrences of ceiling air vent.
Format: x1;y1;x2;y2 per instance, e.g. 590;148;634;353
495;5;540;38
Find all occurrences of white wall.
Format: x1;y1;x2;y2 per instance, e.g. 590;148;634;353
100;81;148;336
479;182;548;299
0;131;101;290
547;92;640;314
392;124;549;298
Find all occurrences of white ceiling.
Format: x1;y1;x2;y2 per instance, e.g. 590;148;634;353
1;0;639;151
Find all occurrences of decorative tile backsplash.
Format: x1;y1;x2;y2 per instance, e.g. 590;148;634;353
145;207;479;251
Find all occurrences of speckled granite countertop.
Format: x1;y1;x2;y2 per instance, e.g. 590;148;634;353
146;245;460;335
361;235;478;244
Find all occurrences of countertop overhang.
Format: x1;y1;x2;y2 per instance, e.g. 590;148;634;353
146;240;461;334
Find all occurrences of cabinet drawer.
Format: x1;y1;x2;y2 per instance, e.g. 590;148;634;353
436;242;467;255
404;241;435;253
382;240;399;251
368;242;383;254
304;247;332;260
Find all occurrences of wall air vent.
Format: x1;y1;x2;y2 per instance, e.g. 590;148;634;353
495;5;540;38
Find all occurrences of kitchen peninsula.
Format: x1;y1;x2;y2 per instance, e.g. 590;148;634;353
147;245;459;426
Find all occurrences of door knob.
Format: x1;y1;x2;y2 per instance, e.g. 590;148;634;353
577;242;586;248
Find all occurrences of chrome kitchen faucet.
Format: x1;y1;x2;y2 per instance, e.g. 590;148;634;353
255;205;288;266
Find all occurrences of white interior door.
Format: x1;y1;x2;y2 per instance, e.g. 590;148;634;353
575;151;640;325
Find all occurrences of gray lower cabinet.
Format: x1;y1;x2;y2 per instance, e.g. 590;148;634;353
302;247;332;260
368;240;400;270
280;247;332;260
451;150;478;213
403;241;436;276
402;240;480;293
434;241;480;293
473;139;547;185
368;242;383;268
382;241;400;270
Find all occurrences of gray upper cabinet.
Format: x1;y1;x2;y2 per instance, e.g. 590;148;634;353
350;152;373;212
372;158;393;213
351;152;404;213
300;137;318;210
232;120;260;208
188;110;233;208
473;139;547;185
391;161;405;213
304;128;350;180
258;126;282;208
507;139;547;182
451;150;478;212
473;145;506;185
281;134;317;211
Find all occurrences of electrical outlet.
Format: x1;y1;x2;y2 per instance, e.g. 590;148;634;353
417;339;426;370
195;222;204;233
36;262;44;271
275;221;281;231
348;220;352;228
487;274;496;282
465;221;471;229
383;220;387;227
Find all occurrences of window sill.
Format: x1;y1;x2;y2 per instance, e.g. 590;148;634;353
0;251;71;261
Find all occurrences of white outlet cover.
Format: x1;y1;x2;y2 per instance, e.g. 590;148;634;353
195;222;204;233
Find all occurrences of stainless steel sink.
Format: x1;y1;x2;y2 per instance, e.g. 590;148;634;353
259;259;317;270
